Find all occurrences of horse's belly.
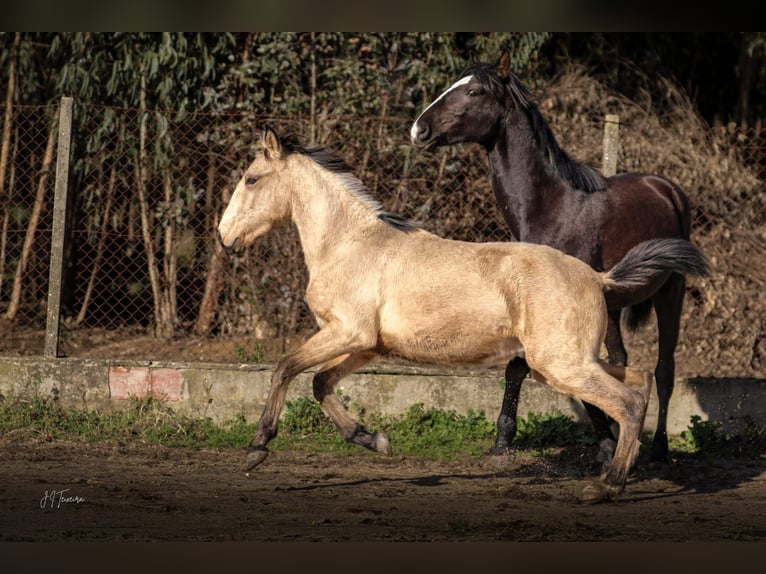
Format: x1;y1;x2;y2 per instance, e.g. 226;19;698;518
378;328;524;367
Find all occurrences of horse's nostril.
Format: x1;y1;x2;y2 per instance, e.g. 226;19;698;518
411;121;430;145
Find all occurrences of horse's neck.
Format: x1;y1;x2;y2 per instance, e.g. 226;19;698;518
485;118;565;242
290;174;377;271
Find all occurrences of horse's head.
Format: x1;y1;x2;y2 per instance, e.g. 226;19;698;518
217;127;292;251
410;51;526;151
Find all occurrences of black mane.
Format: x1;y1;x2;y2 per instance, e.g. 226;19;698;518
461;62;608;194
276;131;419;233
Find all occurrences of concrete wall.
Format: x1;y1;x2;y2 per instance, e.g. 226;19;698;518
1;357;765;435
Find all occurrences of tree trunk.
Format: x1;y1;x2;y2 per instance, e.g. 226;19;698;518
75;161;116;325
194;223;225;336
0;32;20;203
0;139;17;297
5;107;58;321
0;33;20;298
194;153;226;336
160;168;177;335
737;33;756;130
135;67;170;338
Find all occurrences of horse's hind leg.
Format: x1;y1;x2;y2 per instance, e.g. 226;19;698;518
490;357;530;455
312;351;391;455
597;363;653;471
580;365;651;503
650;274;686;469
592;310;627;472
537;361;649;504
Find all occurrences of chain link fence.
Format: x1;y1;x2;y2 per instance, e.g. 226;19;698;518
0;99;764;379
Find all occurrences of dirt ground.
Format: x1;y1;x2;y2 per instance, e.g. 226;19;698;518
2;430;766;543
3;326;766;543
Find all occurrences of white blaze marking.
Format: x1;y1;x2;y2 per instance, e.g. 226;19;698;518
410;75;474;142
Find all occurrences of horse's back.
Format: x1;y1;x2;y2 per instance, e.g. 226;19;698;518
601;172;691;269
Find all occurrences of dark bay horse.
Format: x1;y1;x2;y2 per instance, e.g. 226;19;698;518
218;127;709;503
410;51;705;469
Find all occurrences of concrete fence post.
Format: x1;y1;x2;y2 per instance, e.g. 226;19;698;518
602;113;620;177
45;96;74;358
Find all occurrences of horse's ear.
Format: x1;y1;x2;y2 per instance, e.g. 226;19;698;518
262;127;282;160
468;50;479;65
494;50;511;80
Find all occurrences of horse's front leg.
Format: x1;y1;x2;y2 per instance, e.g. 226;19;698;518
246;325;369;472
490;357;530;456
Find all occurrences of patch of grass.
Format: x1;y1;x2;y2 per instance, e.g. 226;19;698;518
235;341;266;363
513;411;597;454
0;392;256;449
269;397;498;459
4;389;762;462
674;414;766;458
378;403;496;459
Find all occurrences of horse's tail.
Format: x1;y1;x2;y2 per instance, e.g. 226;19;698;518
601;238;711;300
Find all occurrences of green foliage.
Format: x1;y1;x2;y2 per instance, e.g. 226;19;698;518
378;402;496;458
680;415;728;451
513;411;597;452
279;396;337;439
0;391;255;449
3;388;765;463
677;414;766;458
235;341;266;363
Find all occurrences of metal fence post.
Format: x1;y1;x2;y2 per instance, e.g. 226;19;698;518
602;114;620;177
44;96;74;358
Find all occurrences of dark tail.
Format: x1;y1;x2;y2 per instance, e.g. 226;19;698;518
602;238;711;298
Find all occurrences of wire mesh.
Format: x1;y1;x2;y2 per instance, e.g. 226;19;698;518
0;102;764;378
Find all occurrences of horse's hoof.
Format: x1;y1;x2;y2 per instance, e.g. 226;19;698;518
373;432;392;456
581;480;609;504
648;459;671;478
245;446;270;471
488;444;514;457
488;447;515;471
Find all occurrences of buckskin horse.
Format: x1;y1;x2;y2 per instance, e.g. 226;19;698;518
410;51;707;470
217;127;709;502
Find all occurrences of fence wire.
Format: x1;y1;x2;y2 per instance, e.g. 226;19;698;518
0;101;764;379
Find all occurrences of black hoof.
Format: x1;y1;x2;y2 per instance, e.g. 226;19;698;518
488;445;515;472
488;443;514;457
648;458;671;477
245;445;269;472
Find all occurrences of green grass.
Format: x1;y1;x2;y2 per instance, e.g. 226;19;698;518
1;390;764;461
670;414;766;458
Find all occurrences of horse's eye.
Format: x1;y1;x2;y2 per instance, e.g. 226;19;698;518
467;88;481;97
245;176;258;186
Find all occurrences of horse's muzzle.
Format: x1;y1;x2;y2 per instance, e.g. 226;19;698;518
410;120;431;148
217;231;239;252
410;121;440;152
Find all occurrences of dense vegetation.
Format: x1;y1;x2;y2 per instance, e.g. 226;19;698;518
3;33;764;125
